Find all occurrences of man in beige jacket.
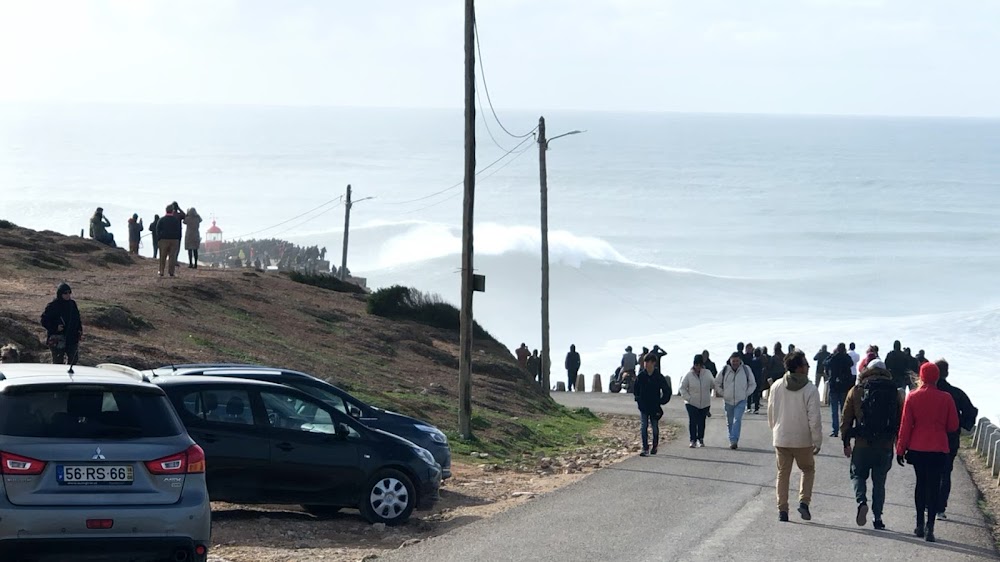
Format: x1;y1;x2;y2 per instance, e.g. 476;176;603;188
768;349;823;522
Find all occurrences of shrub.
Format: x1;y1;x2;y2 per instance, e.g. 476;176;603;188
286;271;367;294
0;220;15;229
367;285;496;342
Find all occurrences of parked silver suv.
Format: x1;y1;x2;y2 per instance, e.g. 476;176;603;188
0;364;211;561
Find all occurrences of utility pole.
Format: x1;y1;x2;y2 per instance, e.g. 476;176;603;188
458;0;476;440
340;184;352;281
538;116;551;391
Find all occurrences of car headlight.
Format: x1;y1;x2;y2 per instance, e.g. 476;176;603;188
414;424;448;445
413;446;437;466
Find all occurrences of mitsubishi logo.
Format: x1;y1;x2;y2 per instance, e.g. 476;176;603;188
92;447;106;460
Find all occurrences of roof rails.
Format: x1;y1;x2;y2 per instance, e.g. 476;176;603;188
96;363;151;383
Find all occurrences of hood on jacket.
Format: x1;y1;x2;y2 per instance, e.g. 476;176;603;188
783;371;809;391
919;362;940;386
859;365;891;383
56;283;72;297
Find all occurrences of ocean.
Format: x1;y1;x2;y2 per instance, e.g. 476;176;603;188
1;103;998;423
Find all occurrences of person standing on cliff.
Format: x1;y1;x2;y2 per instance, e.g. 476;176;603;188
40;283;83;365
515;343;530;369
565;344;581;391
156;204;182;277
526;349;541;385
184;207;203;268
127;213;143;255
149;214;160;259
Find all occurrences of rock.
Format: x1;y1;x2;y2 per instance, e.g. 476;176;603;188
591;373;602;393
555;382;566;391
372;522;387;532
576;434;585;445
478;453;490;459
511;491;535;498
399;539;424;549
469;451;479;456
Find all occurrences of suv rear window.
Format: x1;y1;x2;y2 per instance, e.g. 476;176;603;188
0;385;183;438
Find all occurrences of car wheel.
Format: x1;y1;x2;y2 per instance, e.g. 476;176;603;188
609;381;621;393
302;505;342;517
361;469;415;526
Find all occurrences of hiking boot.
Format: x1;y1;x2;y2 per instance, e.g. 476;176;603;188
873;519;885;530
914;525;925;538
689;441;696;448
798;503;812;521
856;503;868;527
730;443;738;450
753;408;760;414
639;449;649;457
779;511;789;522
925;519;936;542
829;431;838;437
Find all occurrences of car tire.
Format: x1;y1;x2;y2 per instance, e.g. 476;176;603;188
361;469;416;526
302;505;342;518
609;381;622;393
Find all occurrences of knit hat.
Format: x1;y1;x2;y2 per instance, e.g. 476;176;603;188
919;362;940;386
693;354;704;366
867;360;886;371
56;283;72;297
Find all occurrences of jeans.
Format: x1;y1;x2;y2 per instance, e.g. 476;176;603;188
640;412;660;451
775;447;816;512
724;400;747;444
851;447;893;517
685;404;709;442
829;390;844;436
939;453;956;512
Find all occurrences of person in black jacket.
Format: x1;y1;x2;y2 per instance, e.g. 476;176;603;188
747;347;766;414
934;359;977;520
40;283;83;365
634;352;672;456
156;205;183;277
565;345;581;391
885;340;911;390
149;214;160;259
826;343;856;438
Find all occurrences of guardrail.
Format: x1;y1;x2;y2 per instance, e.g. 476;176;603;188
971;417;1000;484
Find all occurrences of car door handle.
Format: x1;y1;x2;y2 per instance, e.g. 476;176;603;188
275;442;295;452
196;433;219;444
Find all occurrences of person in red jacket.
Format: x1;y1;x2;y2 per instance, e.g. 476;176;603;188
895;362;959;543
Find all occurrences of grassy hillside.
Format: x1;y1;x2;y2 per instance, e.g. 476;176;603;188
0;221;599;457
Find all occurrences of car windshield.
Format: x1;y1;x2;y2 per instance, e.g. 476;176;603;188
287;381;362;417
0;385;183;439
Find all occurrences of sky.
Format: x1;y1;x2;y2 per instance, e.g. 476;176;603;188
0;0;998;117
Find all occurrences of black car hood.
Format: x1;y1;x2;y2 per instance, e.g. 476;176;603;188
372;428;421;450
370;408;439;431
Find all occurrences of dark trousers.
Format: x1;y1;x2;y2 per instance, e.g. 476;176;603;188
851;447;893;517
568;370;578;391
829;390;845;436
685;404;709;442
748;387;762;411
50;342;79;365
152;238;159;258
640;412;660;451
939;452;957;512
909;451;948;525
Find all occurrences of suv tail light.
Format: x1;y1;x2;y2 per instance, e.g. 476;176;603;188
1;451;46;475
145;445;206;475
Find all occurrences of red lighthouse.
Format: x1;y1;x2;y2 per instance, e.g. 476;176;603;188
204;220;223;254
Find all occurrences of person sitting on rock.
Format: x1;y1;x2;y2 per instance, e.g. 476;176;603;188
89;207;115;247
0;344;20;363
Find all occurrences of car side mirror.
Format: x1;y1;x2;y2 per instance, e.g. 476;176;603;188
336;422;351;440
348;406;362;419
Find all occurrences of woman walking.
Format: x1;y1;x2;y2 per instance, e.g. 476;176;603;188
896;362;959;542
680;354;713;448
184;207;203;268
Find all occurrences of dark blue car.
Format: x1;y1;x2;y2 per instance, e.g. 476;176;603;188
148;364;452;479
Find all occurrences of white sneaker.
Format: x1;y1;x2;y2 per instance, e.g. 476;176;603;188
689;441;696;448
697;440;705;448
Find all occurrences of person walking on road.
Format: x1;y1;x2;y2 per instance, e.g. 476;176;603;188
747;347;766;414
714;351;757;450
768;349;822;523
634;352;671;456
841;360;903;530
848;342;861;378
827;343;856;438
896;362;959;543
813;345;830;388
885;340;912;391
934;359;978;520
680;354;713;448
565;344;581;391
767;342;786;387
40;283;83;365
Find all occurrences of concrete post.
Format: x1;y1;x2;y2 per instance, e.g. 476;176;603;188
575;374;585;392
992;440;1000;478
591;374;602;393
555;382;566;392
973;418;990;449
987;430;1000;463
980;427;998;456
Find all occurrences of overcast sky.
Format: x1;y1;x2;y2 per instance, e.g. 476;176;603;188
1;0;997;117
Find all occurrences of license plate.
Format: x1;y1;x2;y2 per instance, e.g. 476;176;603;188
57;465;134;485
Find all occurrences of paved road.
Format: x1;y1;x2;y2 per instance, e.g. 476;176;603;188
387;392;998;562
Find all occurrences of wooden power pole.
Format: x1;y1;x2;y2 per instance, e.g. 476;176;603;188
339;184;352;281
458;0;476;440
538;116;551;391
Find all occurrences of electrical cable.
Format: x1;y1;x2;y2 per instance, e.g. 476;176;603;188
268;200;344;239
474;18;536;140
228;197;342;240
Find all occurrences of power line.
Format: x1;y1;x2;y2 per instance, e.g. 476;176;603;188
474;18;536;140
386;134;535;206
229;196;342;240
269;200;344;239
477;76;517;152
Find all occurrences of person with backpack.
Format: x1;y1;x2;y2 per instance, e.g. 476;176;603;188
840;360;903;530
768;350;822;522
827;343;856;438
714;351;757;450
634;352;671;456
896;362;959;543
934;359;978;520
680;354;714;448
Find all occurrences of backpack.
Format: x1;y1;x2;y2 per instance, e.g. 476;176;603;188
858;378;898;441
